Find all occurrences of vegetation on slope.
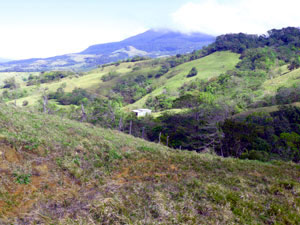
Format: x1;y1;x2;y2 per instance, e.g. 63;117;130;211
0;105;299;224
128;51;240;110
0;27;300;163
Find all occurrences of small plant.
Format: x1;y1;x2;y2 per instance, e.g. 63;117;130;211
13;173;31;185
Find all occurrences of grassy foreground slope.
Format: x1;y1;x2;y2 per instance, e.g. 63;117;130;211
0;105;299;224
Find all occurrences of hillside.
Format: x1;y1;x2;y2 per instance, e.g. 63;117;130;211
0;30;214;72
1;51;237;107
0;27;300;161
0;105;299;224
82;29;215;55
126;51;240;110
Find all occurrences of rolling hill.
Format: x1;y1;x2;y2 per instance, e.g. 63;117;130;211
3;51;239;108
0;30;214;72
126;51;240;110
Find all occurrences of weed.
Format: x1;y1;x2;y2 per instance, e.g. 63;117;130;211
13;173;31;185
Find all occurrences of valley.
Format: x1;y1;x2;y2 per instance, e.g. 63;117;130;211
0;26;300;224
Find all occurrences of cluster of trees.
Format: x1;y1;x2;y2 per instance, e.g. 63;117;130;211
207;27;300;67
48;87;93;105
27;71;76;86
113;75;152;103
187;67;198;78
180;38;298;112
145;94;173;111
220;106;300;162
101;71;120;82
275;85;300;105
3;77;19;89
153;64;170;78
125;56;150;62
1;78;27;102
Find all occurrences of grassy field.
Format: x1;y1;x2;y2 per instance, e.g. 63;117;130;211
0;105;299;224
4;62;136;106
0;72;38;86
262;67;300;94
1;52;240;109
233;101;300;119
126;51;240;110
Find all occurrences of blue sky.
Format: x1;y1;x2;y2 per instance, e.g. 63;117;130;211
0;0;299;59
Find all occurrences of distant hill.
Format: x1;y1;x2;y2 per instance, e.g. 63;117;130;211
0;29;215;72
81;29;215;55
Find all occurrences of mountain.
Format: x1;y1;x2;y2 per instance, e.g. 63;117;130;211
0;29;215;72
81;29;215;55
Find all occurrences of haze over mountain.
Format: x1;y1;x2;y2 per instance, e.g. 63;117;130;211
0;29;214;72
0;58;12;63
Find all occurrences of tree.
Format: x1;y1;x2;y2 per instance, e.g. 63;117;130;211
3;77;19;89
280;132;300;162
288;56;300;70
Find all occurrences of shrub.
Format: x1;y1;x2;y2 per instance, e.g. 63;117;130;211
187;67;198;78
241;150;269;162
22;100;29;107
13;173;31;184
101;71;119;82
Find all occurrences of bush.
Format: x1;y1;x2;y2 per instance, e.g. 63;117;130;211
101;71;119;82
241;150;269;162
48;88;93;105
3;78;19;89
22;100;29;107
187;67;198;78
155;64;170;78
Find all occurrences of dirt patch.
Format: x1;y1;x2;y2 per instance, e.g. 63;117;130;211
4;147;21;163
0;142;83;222
113;159;180;185
249;171;263;177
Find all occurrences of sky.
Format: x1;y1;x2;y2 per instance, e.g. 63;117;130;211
0;0;299;59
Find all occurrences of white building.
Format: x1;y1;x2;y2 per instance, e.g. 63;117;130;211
132;109;152;117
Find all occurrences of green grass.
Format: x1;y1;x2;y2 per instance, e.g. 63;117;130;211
126;51;240;110
0;72;37;86
233;101;300;119
262;67;300;94
152;108;189;118
8;62;135;106
2;52;240;111
0;105;299;224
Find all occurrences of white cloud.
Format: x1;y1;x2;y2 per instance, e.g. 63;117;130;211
172;0;300;35
0;23;146;60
